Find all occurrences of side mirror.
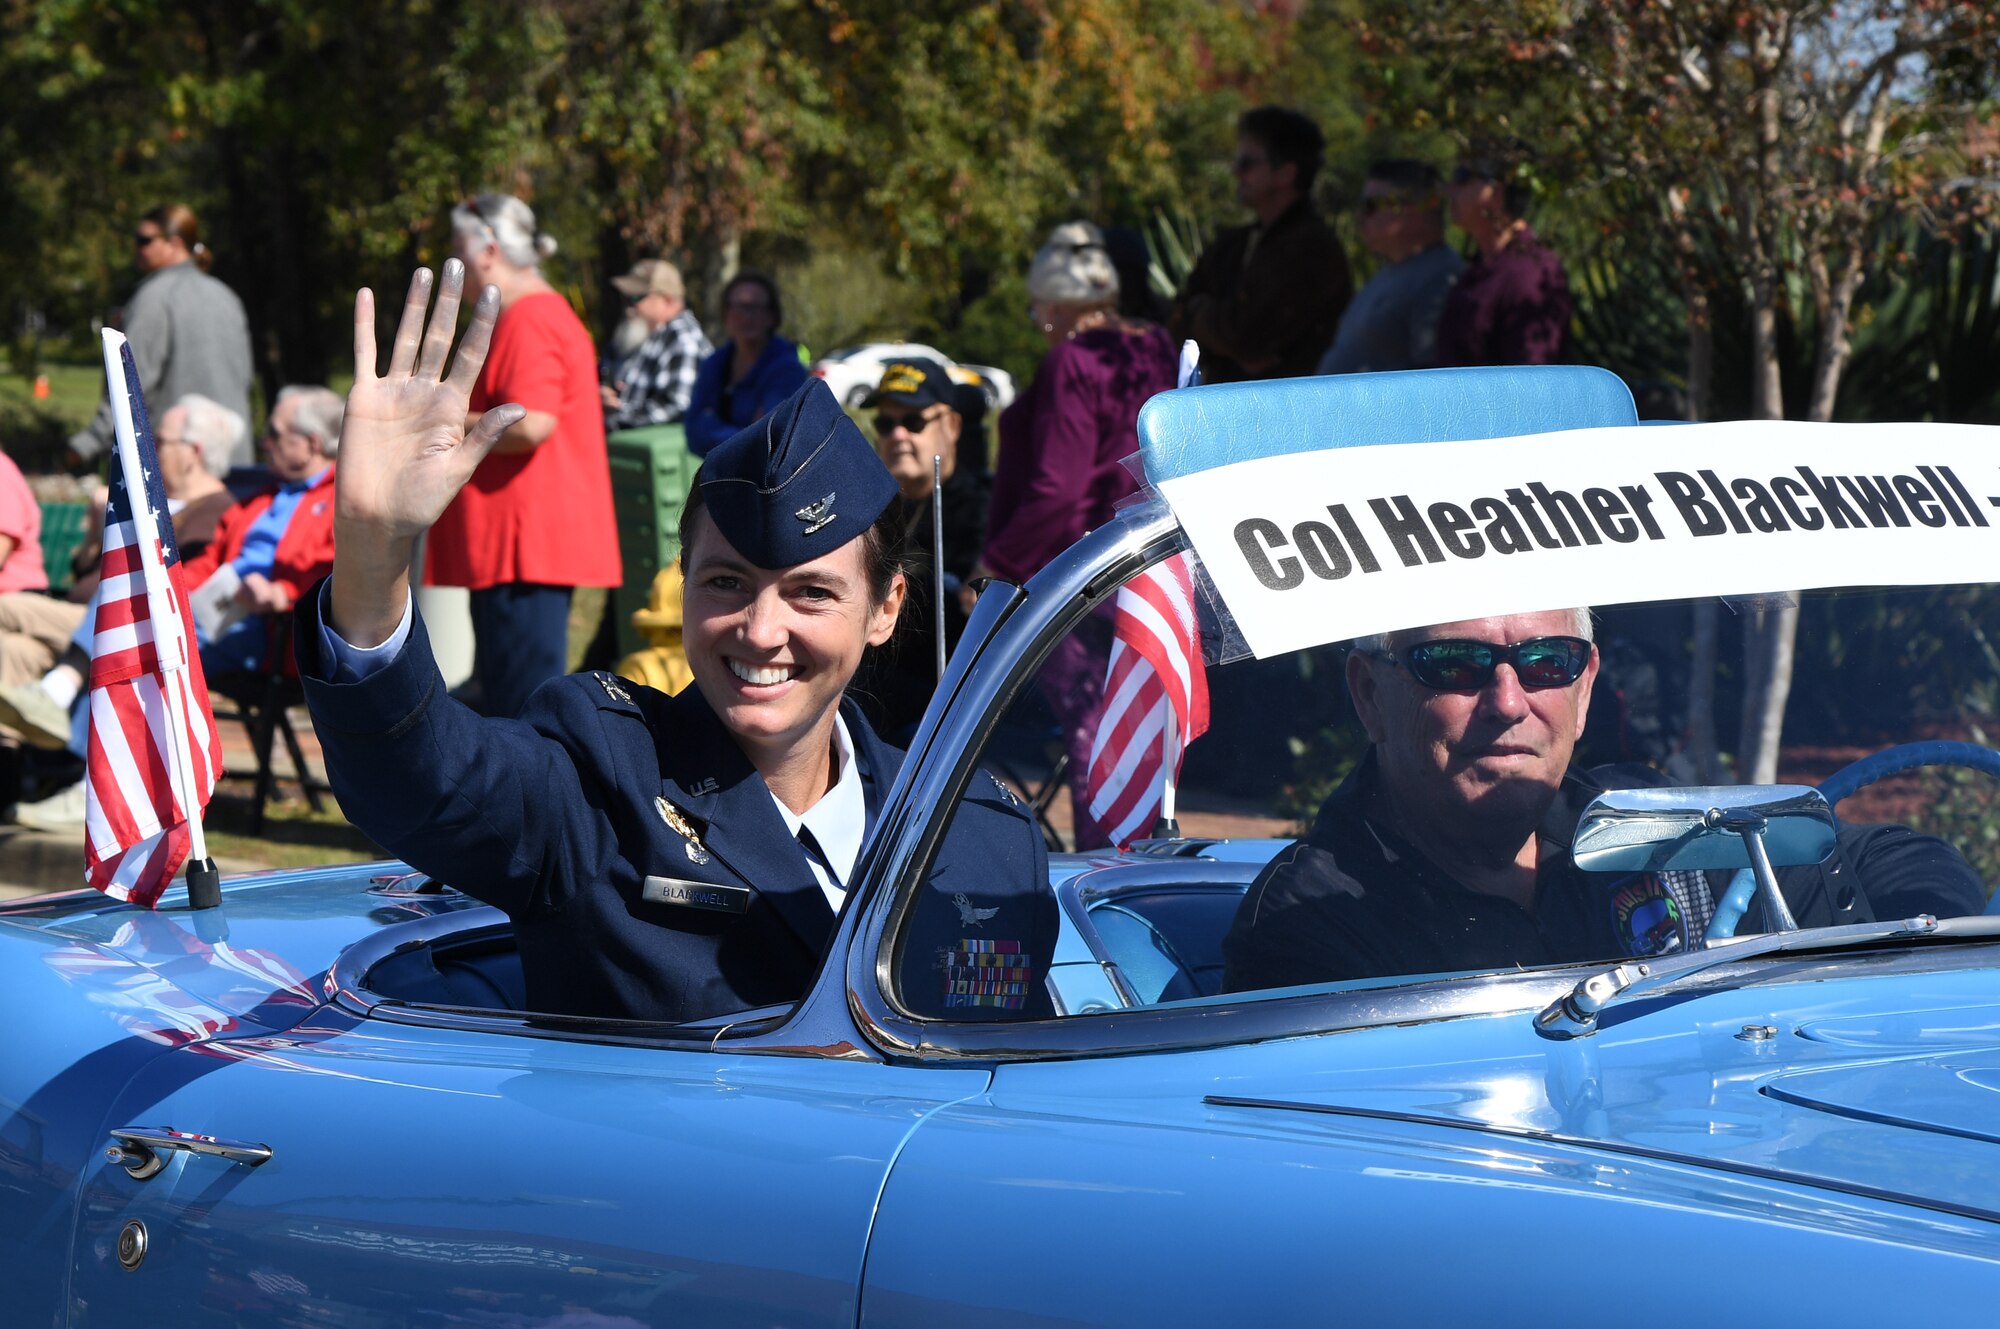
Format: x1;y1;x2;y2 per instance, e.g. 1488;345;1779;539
1573;785;1835;933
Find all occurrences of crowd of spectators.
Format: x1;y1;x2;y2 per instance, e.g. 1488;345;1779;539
0;115;1578;832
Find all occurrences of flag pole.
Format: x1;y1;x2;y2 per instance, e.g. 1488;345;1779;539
100;330;219;909
1147;341;1202;843
932;453;947;683
1152;705;1180;840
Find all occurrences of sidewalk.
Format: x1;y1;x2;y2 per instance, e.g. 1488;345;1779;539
0;699;331;901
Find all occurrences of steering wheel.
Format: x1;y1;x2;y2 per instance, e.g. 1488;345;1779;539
1817;739;2000;805
1707;739;2000;940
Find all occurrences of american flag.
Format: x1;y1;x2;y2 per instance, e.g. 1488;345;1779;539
84;335;223;906
1082;551;1210;848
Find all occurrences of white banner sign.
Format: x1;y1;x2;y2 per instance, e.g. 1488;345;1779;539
1154;419;2000;659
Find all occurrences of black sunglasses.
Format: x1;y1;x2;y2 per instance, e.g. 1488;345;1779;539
873;408;939;435
1373;635;1591;691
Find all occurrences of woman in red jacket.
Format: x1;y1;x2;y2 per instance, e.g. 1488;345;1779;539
430;194;622;717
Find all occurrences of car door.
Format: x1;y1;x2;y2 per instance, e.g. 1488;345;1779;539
68;1007;990;1327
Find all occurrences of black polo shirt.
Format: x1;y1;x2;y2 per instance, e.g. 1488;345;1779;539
1220;752;1984;995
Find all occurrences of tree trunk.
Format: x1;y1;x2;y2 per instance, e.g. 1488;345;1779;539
1735;16;1796;785
1673;222;1723;781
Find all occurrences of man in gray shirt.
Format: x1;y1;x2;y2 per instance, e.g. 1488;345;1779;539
1316;160;1462;375
71;206;255;468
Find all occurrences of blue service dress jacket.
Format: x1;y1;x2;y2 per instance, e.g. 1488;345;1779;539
296;589;1055;1024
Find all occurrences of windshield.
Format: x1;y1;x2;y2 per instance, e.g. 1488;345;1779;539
896;538;2000;1027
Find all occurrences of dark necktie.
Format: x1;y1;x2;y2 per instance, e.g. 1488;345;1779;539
796;825;844;893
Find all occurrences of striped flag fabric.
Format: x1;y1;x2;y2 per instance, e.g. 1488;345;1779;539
84;335;223;906
1081;551;1210;848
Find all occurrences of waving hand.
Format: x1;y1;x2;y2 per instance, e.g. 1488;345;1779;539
329;262;524;646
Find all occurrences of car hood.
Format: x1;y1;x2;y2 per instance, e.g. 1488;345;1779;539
0;864;472;1045
1201;957;2000;1225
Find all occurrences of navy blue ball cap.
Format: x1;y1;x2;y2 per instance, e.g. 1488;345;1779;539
698;379;899;569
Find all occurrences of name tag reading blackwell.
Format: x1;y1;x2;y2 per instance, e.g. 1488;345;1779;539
643;876;752;914
1155;419;2000;659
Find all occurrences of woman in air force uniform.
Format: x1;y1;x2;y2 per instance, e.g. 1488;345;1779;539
298;264;1052;1024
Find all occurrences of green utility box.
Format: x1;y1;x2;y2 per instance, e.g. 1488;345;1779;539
604;425;699;660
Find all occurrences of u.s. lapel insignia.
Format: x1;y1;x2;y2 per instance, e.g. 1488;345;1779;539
690;777;719;797
597;673;633;704
952;892;999;927
794;491;837;536
655;796;711;865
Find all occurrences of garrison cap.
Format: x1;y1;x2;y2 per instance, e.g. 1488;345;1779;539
865;356;957;411
699;379;898;569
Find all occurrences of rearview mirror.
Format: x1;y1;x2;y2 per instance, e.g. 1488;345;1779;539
1572;785;1836;874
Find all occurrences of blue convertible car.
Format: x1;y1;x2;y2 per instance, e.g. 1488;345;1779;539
6;367;2000;1326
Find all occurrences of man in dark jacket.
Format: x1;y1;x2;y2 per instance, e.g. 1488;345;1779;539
1222;608;1984;993
1171;106;1352;383
853;356;990;740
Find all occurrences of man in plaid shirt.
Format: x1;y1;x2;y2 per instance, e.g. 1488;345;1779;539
603;259;713;431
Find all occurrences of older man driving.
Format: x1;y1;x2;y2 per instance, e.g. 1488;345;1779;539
1222;608;1985;994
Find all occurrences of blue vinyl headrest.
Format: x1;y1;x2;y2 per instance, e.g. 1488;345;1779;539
1136;365;1638;486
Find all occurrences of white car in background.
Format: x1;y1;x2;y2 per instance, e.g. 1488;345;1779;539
811;342;1017;413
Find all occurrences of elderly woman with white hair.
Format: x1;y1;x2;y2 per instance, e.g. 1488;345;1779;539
428;193;621;718
968;221;1178;847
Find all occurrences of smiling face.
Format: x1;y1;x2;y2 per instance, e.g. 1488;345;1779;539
1347;610;1597;843
680;510;904;765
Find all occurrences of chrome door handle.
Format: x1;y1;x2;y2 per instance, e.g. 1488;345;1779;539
107;1125;274;1180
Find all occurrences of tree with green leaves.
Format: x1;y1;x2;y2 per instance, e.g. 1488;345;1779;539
1369;0;2000;782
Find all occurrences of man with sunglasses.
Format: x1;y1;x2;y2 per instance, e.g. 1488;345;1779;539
1222;608;1983;993
1168;106;1351;384
1315;160;1463;375
852;357;989;739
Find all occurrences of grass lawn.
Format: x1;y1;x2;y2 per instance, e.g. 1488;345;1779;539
202;778;389;872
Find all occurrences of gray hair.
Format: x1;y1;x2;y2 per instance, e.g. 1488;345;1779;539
452;193;558;270
1353;607;1594;657
276;385;346;458
1026;220;1119;308
172;393;245;479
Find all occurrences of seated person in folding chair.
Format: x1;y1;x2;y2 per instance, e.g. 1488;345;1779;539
4;389;336;831
0;392;243;752
183;384;342;678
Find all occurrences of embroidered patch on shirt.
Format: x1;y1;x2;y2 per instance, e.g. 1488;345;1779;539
938;938;1032;1009
1611;874;1689;957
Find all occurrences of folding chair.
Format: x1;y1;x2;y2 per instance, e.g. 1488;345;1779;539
208;613;330;836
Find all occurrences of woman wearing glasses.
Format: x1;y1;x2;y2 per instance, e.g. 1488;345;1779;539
68;204;254;470
685;271;809;458
428;193;621;719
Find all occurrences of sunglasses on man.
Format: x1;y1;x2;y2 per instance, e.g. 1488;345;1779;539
873;408;942;435
1370;635;1591;692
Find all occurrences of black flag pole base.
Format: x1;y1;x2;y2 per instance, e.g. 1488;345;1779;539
1150;816;1181;840
185;858;222;910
